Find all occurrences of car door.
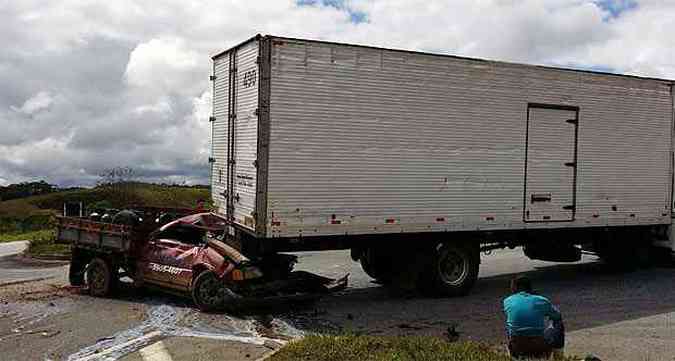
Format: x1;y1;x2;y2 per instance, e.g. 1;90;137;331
141;226;201;291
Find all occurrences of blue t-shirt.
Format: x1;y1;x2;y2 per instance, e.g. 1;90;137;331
503;292;561;337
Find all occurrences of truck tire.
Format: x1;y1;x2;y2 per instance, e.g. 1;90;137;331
635;242;654;269
424;241;479;296
359;247;392;284
192;271;240;312
86;257;116;297
68;250;86;286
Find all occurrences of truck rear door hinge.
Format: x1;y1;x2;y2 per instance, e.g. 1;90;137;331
254;108;259;116
209;75;217;81
209;116;216;122
208;157;216;163
562;205;575;210
564;162;576;167
256;56;261;64
566;119;578;124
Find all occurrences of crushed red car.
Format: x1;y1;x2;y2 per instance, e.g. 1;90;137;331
57;208;347;311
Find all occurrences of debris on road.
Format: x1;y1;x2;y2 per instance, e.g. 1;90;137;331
66;303;299;361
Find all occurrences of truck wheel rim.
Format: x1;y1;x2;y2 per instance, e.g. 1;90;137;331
438;249;468;286
90;266;106;290
196;274;224;307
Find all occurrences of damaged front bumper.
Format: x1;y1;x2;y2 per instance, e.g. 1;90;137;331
226;271;349;310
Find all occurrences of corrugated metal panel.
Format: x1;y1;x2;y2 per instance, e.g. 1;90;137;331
232;41;260;229
211;39;260;231
211;54;229;213
265;38;673;238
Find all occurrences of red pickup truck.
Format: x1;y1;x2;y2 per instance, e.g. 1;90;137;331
57;207;347;311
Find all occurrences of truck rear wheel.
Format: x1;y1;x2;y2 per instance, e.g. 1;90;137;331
359;247;392;284
423;241;479;296
595;230;653;270
87;257;116;297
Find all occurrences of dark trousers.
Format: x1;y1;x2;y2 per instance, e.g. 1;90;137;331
508;335;552;359
508;321;565;359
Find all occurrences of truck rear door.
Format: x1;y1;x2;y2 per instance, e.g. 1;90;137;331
524;104;579;222
211;38;260;230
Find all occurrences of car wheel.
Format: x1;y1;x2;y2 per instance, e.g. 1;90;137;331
424;241;479;296
192;271;238;312
87;257;115;297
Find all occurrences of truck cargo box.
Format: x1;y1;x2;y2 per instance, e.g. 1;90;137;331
210;35;674;241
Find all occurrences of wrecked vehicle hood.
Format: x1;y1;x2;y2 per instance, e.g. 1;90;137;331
151;212;348;311
157;212;229;233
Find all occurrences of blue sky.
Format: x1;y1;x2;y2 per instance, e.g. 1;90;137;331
594;0;638;18
297;0;368;23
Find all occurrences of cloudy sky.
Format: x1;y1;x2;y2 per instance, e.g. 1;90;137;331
1;0;673;187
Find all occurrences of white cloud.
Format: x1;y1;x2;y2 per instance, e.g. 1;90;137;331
11;91;55;115
133;99;173;116
1;0;674;187
125;37;200;91
576;1;675;77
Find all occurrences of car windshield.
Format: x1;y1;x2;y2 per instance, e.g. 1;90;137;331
157;224;206;245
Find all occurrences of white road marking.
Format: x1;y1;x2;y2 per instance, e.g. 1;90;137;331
139;341;173;361
72;330;162;361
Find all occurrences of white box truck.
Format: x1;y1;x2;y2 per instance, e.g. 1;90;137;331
210;34;675;295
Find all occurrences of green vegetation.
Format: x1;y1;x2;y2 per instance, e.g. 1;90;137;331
0;182;210;254
0;182;209;218
0;229;56;243
0;229;69;258
270;335;577;361
23;229;70;258
0;180;62;201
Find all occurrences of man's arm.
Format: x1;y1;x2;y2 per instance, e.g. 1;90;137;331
503;297;514;337
547;301;561;321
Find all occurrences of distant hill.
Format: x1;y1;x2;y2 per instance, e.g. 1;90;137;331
0;183;210;234
0;181;61;201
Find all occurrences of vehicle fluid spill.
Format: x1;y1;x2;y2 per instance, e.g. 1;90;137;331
0;299;71;341
67;300;303;361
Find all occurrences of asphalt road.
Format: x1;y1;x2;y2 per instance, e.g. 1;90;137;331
294;249;675;360
1;246;675;360
0;241;68;286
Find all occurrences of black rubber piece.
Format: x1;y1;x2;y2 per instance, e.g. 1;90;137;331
68;250;86;286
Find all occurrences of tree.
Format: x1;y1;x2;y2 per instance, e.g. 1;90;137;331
0;180;57;201
96;167;138;207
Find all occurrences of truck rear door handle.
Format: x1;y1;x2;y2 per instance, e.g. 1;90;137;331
531;193;552;203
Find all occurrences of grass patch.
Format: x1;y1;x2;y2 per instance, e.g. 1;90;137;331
270;335;577;361
26;229;70;258
0;229;70;258
0;229;56;243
